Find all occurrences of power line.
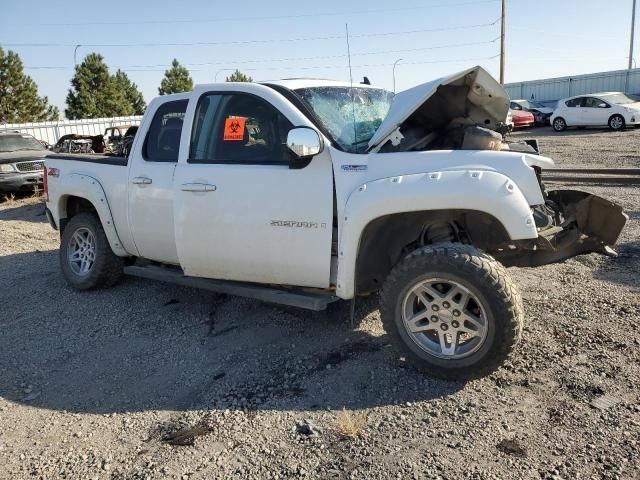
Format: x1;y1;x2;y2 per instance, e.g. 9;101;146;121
4;18;500;49
23;37;500;71
10;0;499;27
104;37;499;70
25;54;500;73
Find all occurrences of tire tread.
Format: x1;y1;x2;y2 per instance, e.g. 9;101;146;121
59;212;124;290
379;243;524;379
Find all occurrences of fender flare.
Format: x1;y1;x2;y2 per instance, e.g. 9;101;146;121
55;173;129;257
335;169;538;299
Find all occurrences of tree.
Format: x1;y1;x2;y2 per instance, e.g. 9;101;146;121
158;59;193;95
225;69;253;82
113;69;145;115
0;47;59;123
66;53;133;119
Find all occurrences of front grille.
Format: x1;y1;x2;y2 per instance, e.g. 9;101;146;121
15;161;44;173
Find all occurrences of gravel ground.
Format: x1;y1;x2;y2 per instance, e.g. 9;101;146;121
1;128;639;480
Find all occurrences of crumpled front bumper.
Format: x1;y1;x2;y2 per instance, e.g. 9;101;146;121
496;189;628;267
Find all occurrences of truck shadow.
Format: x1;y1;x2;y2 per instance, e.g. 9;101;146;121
0;249;464;415
0;198;47;223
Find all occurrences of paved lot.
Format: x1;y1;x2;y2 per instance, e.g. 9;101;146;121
0;127;639;479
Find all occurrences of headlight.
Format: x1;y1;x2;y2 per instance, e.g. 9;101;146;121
0;164;16;173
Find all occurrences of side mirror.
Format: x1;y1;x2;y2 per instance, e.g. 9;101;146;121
286;127;323;169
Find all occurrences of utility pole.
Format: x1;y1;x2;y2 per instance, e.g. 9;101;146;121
629;0;637;70
500;0;506;84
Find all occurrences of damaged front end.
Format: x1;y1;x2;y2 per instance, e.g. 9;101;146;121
495;187;628;267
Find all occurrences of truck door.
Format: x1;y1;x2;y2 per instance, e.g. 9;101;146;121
127;98;188;264
173;92;333;288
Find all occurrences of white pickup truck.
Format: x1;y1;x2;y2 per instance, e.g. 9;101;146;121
44;66;627;378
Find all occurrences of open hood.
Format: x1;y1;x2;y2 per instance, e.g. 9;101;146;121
368;66;509;152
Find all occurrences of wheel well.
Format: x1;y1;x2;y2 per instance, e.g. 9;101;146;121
60;195;98;234
355;210;511;295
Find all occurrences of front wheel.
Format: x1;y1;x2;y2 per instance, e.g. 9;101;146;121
59;212;124;290
380;243;524;379
553;117;567;131
609;114;625;131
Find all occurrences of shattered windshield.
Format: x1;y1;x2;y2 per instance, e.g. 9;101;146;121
0;134;45;153
294;86;394;153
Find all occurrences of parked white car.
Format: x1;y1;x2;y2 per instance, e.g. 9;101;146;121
551;92;640;131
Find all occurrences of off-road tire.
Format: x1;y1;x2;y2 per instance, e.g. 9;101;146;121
380;243;524;379
608;114;625;131
553;117;567;132
59;212;124;290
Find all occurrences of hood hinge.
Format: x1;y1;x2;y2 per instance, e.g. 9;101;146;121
368;127;404;154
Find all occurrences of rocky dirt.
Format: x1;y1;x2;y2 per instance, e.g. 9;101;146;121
1;128;639;480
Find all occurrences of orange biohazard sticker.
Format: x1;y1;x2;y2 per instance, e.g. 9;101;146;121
223;117;246;141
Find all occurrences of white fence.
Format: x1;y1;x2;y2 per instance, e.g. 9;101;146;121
0;115;143;145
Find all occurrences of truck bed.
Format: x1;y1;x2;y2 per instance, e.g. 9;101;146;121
46;153;128;167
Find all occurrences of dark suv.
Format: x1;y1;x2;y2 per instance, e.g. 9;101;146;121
0;131;47;191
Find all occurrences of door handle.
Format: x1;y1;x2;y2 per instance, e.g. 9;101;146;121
131;177;152;185
180;182;216;192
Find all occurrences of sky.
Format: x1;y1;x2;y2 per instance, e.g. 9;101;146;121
1;0;637;118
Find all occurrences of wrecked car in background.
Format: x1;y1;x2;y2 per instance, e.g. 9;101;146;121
104;125;137;154
44;66;627;378
110;125;138;157
52;126;139;156
53;134;106;154
511;99;553;125
508;108;535;129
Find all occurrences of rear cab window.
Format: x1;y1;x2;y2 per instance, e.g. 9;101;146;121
143;100;188;162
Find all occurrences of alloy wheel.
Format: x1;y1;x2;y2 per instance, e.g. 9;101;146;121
67;227;96;276
401;278;489;359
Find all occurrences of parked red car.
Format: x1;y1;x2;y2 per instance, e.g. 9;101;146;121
508;109;535;129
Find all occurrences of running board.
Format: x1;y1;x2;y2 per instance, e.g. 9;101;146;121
124;265;338;311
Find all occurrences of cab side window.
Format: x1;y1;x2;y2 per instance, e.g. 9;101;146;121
189;92;293;165
565;98;583;107
143;99;188;162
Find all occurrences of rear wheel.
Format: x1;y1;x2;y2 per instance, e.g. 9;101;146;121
553;117;567;131
60;212;124;290
608;114;625;131
380;243;523;379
